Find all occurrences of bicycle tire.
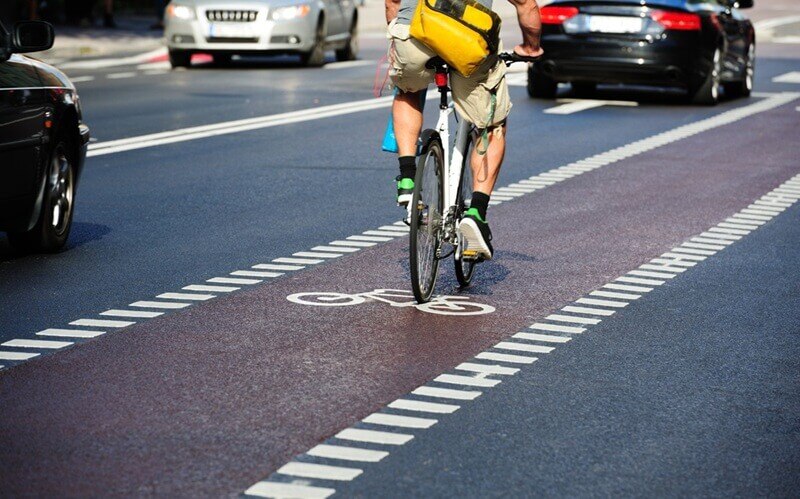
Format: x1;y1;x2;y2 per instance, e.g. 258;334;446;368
410;135;444;303
454;130;477;286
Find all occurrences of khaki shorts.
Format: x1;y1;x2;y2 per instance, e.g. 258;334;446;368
387;19;511;129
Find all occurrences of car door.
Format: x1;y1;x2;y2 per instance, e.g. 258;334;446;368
715;0;747;76
0;54;48;203
321;0;346;38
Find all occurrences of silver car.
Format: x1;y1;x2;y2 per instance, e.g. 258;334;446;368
164;0;359;67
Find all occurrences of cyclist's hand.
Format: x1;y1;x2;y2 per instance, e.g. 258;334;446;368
513;44;544;58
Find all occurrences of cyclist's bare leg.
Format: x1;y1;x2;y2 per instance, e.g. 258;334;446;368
470;125;507;195
393;90;424;156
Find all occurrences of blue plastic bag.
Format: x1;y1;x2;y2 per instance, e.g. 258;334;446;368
381;89;427;153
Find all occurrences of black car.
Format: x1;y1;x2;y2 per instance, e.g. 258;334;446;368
528;0;755;104
1;21;90;252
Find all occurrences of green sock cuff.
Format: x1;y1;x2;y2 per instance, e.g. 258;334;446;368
465;207;486;223
397;178;415;190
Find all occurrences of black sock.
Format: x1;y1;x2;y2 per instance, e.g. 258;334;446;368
398;156;416;180
470;191;490;221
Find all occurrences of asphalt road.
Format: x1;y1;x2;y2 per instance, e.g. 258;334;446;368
1;11;800;498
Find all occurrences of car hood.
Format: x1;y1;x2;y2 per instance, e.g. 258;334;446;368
11;54;75;90
179;0;310;7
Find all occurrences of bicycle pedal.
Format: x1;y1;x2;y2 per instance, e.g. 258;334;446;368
462;249;479;259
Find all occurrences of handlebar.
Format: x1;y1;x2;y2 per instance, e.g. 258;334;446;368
498;52;542;65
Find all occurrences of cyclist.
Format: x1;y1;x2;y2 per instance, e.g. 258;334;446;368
387;0;543;260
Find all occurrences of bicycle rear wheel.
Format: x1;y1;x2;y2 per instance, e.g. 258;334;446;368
410;136;444;303
455;130;477;286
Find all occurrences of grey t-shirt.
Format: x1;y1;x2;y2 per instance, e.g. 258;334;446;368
396;0;493;25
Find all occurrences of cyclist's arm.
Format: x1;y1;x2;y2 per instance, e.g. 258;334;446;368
385;0;401;23
507;0;544;57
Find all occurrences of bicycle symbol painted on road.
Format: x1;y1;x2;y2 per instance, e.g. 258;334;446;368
286;288;495;316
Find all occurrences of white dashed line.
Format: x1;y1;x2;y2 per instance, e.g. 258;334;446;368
273;257;323;265
158;292;215;301
529;323;586;334
335;428;414;445
245;482;335;499
183;284;239;293
307;444;389;462
362;413;437;429
36;328;106;338
313;245;360;253
100;309;164;318
411;386;482;400
387;399;460;414
293;251;343;259
0;351;40;360
495;341;556;353
456;362;519;376
130;301;191;310
2;339;72;349
475;351;538;364
329;240;377;248
106;71;137;79
70;318;135;328
434;373;501;388
277;462;362;481
208;277;262;285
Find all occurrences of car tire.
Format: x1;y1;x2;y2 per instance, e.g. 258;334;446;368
691;48;721;105
169;49;191;68
527;65;558;99
572;81;596;96
7;135;76;253
723;43;754;99
301;19;326;67
335;17;358;62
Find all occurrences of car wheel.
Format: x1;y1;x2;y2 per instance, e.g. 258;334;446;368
7;136;76;253
572;81;596;96
301;19;326;67
169;49;191;68
335;17;358;62
527;65;558;99
724;43;754;99
691;48;721;105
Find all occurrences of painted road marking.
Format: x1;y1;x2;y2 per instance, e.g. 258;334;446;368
100;309;164;318
544;314;601;325
335;428;414;445
2;339;72;349
234;270;284;278
0;351;40;360
106;71;137;79
274;257;324;265
616;276;665;286
545;99;639;115
130;301;191;310
245;481;335;499
69;75;95;83
183;284;239;293
253;264;303;271
329;240;377;248
698;231;740;241
628;269;677;279
690;237;732;246
603;283;653;292
70;318;135;328
388;399;460;414
347;235;393;242
378;225;409;232
590;290;641;300
412;386;482;400
773;72;800;84
682;242;727;251
671;247;716;256
434;374;501;388
307;444;389;462
363;230;404;237
456;362;520;376
208;277;262;285
277;462;362;481
313;245;360;253
639;263;686;273
37;328;106;338
495;341;555;354
513;331;573;343
475;352;538;364
651;258;695;267
293;251;343;259
562;305;616;316
362;413;437;429
530;323;586;334
158;292;215;301
576;297;630;307
662;252;705;262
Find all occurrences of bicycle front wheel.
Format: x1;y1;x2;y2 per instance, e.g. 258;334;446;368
410;136;444;303
455;129;477;286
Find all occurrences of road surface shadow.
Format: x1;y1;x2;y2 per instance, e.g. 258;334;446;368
0;222;111;262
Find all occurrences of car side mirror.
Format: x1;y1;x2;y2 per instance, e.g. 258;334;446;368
12;21;54;53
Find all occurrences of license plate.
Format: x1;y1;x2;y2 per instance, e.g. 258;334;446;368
587;15;643;34
208;23;254;38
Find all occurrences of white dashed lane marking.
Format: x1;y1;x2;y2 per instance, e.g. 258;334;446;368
307;444;389;462
36;328;106;338
2;339;72;349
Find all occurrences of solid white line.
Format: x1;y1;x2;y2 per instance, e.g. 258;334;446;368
576;297;629;307
412;385;482;400
388;399;460;414
0;351;40;360
544;314;601;325
603;282;654;292
208;277;262;285
313;245;360;253
530;323;586;333
347;235;393;242
184;284;239;292
157;292;215;301
244;481;335;499
363;413;437;429
252;263;302;271
495;341;556;353
456;362;520;376
242;268;289;276
307;444;389;462
37;328;105;338
590;290;641;300
335;428;414;445
628;270;676;279
434;374;500;387
3;339;72;349
329;240;377;247
562;305;616;316
293;251;343;259
475;351;538;365
130;301;191;309
544;99;637;114
70;318;134;327
100;309;164;318
514;331;574;342
274;257;323;265
277;462;362;481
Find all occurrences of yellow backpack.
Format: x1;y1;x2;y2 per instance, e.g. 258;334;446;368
409;0;501;77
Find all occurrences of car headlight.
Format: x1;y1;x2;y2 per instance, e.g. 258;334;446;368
271;5;311;20
167;3;196;20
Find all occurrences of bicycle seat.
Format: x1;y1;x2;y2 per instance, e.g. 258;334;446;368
425;57;447;71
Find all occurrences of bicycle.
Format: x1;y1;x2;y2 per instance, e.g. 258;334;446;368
287;288;495;316
408;52;541;303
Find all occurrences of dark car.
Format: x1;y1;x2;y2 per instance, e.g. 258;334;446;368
1;21;90;252
528;0;755;104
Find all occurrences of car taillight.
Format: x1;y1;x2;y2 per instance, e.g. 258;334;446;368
651;10;701;31
540;6;579;25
